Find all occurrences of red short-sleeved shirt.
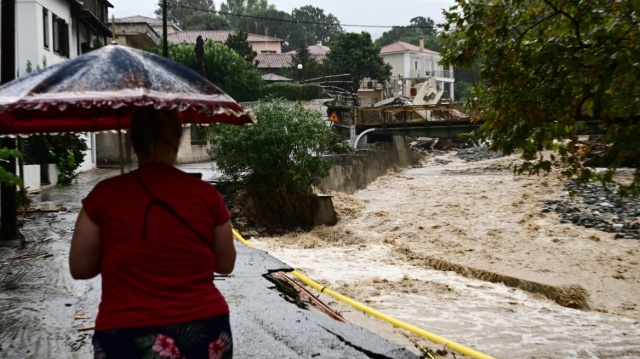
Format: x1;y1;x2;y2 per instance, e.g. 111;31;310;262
82;163;232;331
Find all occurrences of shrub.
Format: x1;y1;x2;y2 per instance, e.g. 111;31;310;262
262;82;324;101
210;99;351;230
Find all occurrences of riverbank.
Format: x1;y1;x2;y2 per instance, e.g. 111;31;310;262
249;149;640;358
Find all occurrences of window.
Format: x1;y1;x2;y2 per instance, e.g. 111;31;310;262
414;60;421;70
261;50;276;54
190;125;211;145
52;14;69;57
43;9;49;49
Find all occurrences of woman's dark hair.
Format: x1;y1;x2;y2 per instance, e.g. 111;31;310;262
130;107;183;165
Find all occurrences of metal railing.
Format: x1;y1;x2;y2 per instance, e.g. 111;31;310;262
353;104;468;127
425;70;454;79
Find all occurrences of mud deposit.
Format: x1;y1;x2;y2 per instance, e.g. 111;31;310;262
250;151;640;359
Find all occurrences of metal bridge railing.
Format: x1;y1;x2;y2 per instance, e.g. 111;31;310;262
353;104;469;127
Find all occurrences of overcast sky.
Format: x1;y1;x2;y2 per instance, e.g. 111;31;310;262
107;0;457;39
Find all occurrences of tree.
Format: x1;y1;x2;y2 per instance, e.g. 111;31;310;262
154;0;216;29
288;5;343;50
409;16;437;37
210;99;352;230
375;16;438;48
152;40;264;102
224;31;258;66
440;0;640;194
183;13;231;30
287;44;320;82
219;0;275;29
236;8;293;47
327;32;392;96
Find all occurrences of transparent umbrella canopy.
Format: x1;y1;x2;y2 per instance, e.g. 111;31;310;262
0;44;254;135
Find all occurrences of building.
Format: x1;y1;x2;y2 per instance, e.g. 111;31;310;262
1;0;112;189
109;15;181;48
379;38;455;101
167;30;283;54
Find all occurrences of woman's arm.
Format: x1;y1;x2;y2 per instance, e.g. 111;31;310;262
212;220;236;275
69;209;102;279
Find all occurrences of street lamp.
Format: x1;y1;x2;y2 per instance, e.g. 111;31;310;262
297;63;303;83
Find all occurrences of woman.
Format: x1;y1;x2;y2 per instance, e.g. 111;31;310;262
69;107;236;358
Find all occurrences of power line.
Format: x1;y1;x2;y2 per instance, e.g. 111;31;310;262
163;3;440;30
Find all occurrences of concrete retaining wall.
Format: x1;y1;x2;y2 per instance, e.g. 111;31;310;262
318;136;411;194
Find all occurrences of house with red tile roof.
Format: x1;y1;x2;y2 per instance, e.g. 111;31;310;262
167;30;283;54
379;38;455;100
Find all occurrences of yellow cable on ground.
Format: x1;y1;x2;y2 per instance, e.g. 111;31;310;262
232;228;495;359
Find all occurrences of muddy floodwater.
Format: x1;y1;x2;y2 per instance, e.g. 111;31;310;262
251;151;640;359
1;155;639;358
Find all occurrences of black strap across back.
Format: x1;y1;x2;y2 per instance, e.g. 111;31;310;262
130;171;211;248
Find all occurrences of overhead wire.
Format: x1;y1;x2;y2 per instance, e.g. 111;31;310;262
158;3;441;30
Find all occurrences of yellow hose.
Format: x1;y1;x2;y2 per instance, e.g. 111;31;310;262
232;228;495;359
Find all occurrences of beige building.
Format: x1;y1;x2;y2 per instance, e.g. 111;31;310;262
108;15;181;48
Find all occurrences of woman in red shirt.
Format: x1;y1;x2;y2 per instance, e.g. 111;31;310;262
70;107;236;358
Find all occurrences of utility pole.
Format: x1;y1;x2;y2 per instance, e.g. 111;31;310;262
1;0;19;241
162;0;168;57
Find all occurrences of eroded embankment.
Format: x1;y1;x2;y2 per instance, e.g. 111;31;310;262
392;244;590;310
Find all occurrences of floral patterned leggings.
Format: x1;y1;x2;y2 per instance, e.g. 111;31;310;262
92;314;232;359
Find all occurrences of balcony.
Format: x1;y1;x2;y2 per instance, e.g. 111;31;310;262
425;70;454;79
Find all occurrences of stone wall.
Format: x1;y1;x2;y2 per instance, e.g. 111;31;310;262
317;135;411;194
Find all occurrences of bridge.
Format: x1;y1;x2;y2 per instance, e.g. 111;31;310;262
329;104;605;148
328;104;481;147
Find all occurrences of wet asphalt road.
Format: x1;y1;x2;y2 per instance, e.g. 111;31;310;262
0;165;419;359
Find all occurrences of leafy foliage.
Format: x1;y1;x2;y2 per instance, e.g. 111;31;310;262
288;5;343;51
26;134;88;187
152;40;264;102
289;44;317;81
375;16;438;48
211;99;352;195
154;0;216;29
219;0;275;29
261;83;324;101
224;31;258;66
326;32;392;96
183;12;231;30
440;0;640;195
0;148;23;187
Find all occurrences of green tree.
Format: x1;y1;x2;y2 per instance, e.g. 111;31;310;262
440;0;640;194
219;0;275;29
25;134;88;187
375;16;438;48
154;0;216;29
287;44;320;82
288;5;343;50
237;8;293;47
327;32;392;96
454;60;480;101
183;12;231;30
0;148;23;188
224;31;258;66
152;40;264;102
210;99;352;230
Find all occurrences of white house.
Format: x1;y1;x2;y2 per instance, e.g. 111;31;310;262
379;38;455;101
1;0;112;188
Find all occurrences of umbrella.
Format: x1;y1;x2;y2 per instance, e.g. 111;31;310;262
0;44;254;135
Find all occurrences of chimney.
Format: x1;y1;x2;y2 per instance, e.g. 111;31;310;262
419;36;424;51
317;41;322;46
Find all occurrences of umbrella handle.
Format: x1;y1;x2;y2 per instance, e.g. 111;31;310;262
117;110;125;174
